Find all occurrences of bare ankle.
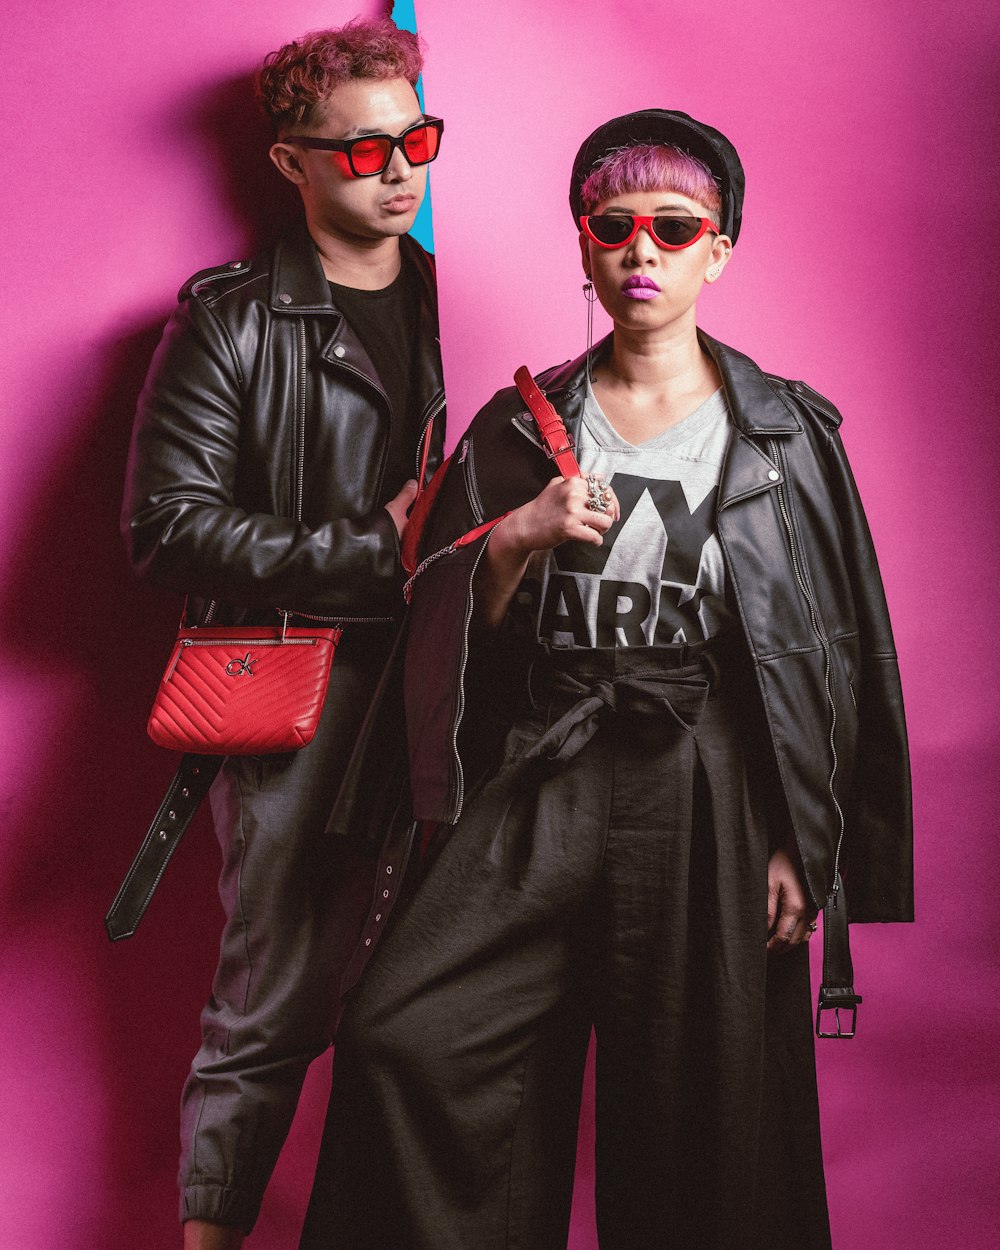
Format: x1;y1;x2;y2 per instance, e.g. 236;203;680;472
182;1219;245;1250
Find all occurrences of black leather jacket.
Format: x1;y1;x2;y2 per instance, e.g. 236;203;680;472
401;332;912;924
122;221;446;625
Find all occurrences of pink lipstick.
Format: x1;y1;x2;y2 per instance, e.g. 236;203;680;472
621;275;661;300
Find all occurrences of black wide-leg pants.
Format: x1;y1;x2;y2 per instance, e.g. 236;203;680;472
302;644;831;1250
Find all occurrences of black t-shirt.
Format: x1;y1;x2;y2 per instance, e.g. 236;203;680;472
328;258;422;506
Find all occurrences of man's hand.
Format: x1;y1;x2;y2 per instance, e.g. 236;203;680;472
384;479;419;539
766;846;818;953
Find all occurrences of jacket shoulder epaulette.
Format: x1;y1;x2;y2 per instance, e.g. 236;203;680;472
765;374;844;429
177;257;253;303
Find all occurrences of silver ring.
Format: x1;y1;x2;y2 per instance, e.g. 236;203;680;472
585;473;613;514
806;921;818;934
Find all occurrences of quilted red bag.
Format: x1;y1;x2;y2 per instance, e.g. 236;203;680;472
147;623;341;754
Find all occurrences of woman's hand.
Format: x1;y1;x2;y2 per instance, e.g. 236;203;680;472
766;846;818;953
493;475;619;560
475;475;619;631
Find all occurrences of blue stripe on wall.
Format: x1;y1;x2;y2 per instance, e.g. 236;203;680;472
391;0;417;33
392;0;434;251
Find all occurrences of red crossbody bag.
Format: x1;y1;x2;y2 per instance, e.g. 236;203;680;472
147;615;342;755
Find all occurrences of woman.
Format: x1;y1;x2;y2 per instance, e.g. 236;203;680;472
301;109;912;1250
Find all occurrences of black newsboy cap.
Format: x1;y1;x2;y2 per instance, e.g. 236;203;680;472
570;109;745;244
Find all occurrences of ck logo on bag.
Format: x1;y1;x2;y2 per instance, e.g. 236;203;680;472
225;652;258;677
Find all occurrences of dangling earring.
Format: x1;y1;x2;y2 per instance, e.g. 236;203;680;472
583;279;597;386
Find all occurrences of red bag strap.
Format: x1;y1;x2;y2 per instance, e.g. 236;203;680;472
401;413;446;576
403;366;579;600
512;366;582;479
451;366;581;543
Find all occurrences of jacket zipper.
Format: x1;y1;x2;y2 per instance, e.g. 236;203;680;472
768;438;845;894
188;319;306;629
510;414;544;451
296;612;393;624
448;539;490;821
292;320;395;625
464;440;486;524
296;317;307;522
415;391;446;480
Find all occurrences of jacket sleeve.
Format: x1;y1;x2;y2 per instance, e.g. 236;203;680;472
823;426;914;923
121;296;402;615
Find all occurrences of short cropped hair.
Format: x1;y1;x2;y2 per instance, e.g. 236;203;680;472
257;17;424;136
580;144;722;225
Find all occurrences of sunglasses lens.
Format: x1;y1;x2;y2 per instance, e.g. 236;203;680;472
585;216;635;246
403;123;440;166
652;217;702;246
349;137;392;175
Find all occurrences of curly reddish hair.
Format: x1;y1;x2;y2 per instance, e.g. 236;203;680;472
257;17;424;136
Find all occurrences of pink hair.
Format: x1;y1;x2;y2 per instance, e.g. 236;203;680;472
580;144;722;224
257;18;425;135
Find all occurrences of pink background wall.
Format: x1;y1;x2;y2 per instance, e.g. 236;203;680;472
2;1;997;1246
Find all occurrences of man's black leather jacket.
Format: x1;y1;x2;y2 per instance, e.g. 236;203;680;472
122;221;446;625
401;332;912;924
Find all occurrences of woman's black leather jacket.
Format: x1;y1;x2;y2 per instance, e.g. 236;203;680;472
400;332;912;924
122;221;446;625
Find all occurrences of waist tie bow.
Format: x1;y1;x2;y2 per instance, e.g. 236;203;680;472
524;668;714;765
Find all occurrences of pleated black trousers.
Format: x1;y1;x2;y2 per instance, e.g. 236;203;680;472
301;643;831;1250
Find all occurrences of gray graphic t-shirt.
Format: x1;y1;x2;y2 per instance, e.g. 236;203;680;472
529;384;734;647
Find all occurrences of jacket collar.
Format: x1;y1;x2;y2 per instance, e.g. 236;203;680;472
267;220;440;399
698;332;802;434
267;219;437;318
527;328;798;513
268;219;338;313
538;329;802;438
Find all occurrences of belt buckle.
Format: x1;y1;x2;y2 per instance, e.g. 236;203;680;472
815;991;862;1039
542;430;575;459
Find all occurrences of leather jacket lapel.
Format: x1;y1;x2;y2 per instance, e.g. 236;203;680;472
268;221;339;314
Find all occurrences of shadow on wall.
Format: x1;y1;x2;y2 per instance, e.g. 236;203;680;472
187;71;301;255
0;74;319;1246
1;319;227;1243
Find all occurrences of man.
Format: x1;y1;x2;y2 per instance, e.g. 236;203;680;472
121;18;445;1248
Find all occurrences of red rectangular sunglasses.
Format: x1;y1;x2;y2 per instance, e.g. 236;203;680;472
284;117;443;177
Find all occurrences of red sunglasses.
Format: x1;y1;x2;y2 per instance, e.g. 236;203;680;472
580;214;719;250
284;117;444;178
